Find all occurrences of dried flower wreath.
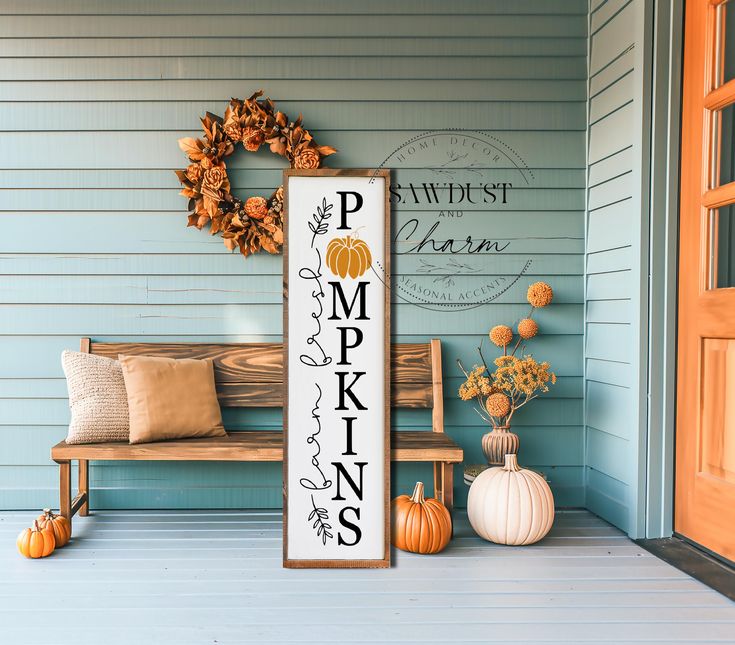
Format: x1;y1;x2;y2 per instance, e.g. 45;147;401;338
175;90;337;258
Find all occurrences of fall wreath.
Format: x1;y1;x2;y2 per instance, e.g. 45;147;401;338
175;90;337;257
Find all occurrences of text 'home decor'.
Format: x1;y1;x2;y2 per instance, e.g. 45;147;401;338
283;169;390;568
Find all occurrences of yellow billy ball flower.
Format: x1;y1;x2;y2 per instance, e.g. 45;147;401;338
485;392;511;418
517;318;538;339
489;324;513;347
527;281;553;308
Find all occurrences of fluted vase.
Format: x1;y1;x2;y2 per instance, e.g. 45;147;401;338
481;426;520;466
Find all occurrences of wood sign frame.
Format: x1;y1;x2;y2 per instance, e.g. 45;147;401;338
283;168;391;568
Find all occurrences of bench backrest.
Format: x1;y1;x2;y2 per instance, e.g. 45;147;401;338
81;338;445;432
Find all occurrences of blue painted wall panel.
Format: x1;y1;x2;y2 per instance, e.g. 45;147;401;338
0;0;587;511
584;0;649;536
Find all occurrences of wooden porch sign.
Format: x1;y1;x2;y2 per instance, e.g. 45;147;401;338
283;169;390;568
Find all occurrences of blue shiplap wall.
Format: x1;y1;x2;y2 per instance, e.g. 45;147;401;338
0;0;587;510
585;0;649;535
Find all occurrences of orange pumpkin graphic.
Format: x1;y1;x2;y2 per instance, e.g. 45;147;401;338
325;236;372;279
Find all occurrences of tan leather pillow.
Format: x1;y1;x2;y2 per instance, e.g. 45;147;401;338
119;355;225;444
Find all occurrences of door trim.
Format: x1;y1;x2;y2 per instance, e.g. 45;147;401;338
643;0;684;539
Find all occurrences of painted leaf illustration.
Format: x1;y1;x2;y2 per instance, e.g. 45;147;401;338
309;198;333;246
308;497;333;545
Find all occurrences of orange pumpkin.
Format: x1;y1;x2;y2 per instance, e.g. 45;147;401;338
325;236;372;279
17;520;55;559
391;481;452;554
36;508;71;548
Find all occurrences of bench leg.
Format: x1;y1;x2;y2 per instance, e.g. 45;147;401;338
59;460;72;524
433;461;454;512
56;458;89;529
79;459;89;516
442;462;454;512
433;462;444;503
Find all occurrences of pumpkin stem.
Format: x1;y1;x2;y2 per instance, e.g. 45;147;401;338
503;454;521;472
410;481;426;504
42;508;51;516
33;519;40;532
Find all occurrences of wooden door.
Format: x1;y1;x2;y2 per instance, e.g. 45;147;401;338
677;0;735;562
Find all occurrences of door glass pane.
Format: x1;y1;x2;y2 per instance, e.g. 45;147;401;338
715;204;735;288
718;103;735;186
724;1;735;84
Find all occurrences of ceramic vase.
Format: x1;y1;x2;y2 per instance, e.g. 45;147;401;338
481;426;520;465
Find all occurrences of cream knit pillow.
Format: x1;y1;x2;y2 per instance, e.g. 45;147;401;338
61;350;129;444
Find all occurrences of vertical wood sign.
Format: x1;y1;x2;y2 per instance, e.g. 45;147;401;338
283;169;390;568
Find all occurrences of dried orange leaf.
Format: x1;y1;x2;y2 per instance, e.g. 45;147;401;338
178;137;204;160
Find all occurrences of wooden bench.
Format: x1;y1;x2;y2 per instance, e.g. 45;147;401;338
51;338;463;526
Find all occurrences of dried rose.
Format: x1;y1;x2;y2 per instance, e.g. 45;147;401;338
245;196;268;220
294;147;320;169
185;163;203;183
224;122;243;142
243;126;265;152
203;166;226;191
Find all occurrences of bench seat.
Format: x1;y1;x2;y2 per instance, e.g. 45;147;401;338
52;431;464;463
52;338;463;525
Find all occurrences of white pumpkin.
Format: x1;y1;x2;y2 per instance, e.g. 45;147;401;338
467;454;554;545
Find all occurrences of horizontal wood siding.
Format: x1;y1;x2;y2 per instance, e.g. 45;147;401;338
585;0;647;534
0;0;587;510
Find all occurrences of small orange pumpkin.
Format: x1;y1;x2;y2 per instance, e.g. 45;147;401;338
17;520;56;559
325;235;372;279
391;481;452;554
36;508;71;548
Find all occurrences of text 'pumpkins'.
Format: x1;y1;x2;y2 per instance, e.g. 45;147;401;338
326;236;372;279
37;508;71;548
17;520;55;559
391;481;452;554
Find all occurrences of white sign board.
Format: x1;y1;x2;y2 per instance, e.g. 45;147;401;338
283;169;390;568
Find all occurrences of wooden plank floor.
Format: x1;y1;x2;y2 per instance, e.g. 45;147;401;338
0;509;733;644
